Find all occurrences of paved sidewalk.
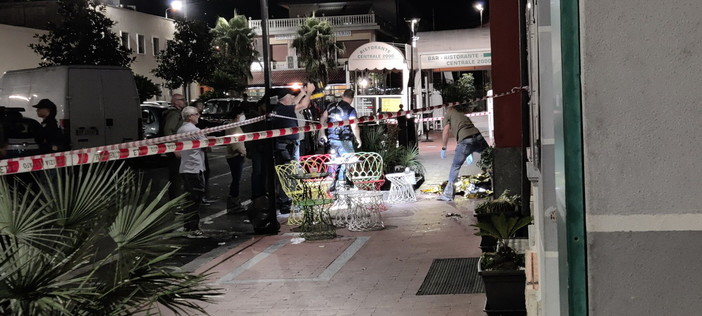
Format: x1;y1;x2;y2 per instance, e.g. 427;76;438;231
183;131;490;315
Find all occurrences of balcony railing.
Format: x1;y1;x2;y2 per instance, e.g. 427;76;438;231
249;14;376;34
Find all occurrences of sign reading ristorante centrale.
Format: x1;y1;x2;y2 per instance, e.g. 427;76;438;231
420;51;491;69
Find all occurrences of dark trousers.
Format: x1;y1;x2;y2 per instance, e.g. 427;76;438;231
167;154;183;200
203;151;211;198
274;140;299;210
248;145;271;199
181;172;205;231
226;155;245;198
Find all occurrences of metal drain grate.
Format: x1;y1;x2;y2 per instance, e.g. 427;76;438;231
416;258;484;295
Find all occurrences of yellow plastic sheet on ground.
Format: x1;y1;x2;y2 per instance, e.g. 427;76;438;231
421;172;493;199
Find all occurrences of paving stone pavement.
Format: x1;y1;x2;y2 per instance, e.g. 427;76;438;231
165;131;492;315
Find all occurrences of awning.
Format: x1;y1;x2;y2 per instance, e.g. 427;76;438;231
347;42;407;71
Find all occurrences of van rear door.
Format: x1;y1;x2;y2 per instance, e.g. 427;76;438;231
67;68;105;148
100;69;139;144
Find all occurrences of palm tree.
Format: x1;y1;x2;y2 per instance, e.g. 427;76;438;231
209;13;259;95
292;15;345;84
0;163;221;315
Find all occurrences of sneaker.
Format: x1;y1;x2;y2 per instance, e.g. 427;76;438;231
437;195;453;202
186;230;207;239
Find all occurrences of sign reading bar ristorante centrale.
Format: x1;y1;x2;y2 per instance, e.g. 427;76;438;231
420;51;491;69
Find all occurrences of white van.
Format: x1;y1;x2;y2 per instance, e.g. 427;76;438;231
0;65;141;150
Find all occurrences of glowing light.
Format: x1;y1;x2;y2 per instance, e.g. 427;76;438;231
9;95;29;101
359;78;369;88
170;1;183;11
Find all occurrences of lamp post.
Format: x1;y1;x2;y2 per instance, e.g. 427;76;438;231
474;3;484;27
405;18;420;146
405;18;420;110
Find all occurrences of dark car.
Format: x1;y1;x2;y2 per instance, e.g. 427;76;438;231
0;107;42;158
202;98;244;121
140;103;169;139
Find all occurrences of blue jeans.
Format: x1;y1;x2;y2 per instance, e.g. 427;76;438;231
442;134;488;199
329;139;355;183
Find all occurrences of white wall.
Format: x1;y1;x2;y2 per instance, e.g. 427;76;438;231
0;24;46;76
581;1;702;314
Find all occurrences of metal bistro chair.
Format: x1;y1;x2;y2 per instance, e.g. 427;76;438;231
299;154;334;198
346;152;385;191
274;161;305;226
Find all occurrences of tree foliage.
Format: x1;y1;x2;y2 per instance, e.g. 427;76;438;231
30;0;134;67
291;15;344;84
134;74;161;102
440;73;477;104
205;13;259;95
0;163;221;315
153;19;214;91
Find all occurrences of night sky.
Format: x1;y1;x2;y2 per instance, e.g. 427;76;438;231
120;0;487;34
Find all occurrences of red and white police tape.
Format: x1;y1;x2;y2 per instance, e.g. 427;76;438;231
15;114;266;160
0;86;527;175
387;111;491;124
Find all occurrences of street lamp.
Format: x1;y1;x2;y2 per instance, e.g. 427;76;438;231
168;0;186;19
474;3;484;27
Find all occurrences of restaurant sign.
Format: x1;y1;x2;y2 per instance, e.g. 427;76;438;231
420;51;491;69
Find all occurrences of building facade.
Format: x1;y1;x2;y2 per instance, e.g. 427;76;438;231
0;1;175;101
509;0;702;314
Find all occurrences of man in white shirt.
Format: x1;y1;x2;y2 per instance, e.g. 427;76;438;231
177;106;207;238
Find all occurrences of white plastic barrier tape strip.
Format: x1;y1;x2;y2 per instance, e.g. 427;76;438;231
0;87;526;175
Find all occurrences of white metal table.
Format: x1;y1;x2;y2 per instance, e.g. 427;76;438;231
385;171;417;203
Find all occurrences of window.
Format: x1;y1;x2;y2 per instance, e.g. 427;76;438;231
271;44;287;62
152;37;160;55
137;34;145;54
120;31;129;49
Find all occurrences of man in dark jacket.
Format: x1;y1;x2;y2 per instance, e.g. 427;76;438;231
32;99;65;153
270;86;311;213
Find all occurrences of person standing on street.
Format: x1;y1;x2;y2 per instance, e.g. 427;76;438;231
192;100;218;205
437;103;488;201
243;99;271;201
225;107;246;213
271;86;312;213
32;99;66;153
318;89;362;190
163;93;187;200
177;106;208;238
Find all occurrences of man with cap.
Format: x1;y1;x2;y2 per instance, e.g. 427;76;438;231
33;98;65;153
271;85;312;213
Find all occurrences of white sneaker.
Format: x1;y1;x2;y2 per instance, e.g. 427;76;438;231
437;195;453;202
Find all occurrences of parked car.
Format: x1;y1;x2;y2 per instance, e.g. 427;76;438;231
140;103;169;139
0;107;41;158
202;98;243;120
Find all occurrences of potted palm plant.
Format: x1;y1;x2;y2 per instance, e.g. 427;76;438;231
472;213;532;316
474;191;520;252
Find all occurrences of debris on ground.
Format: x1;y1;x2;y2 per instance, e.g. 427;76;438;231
445;212;462;218
421;172;493;199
